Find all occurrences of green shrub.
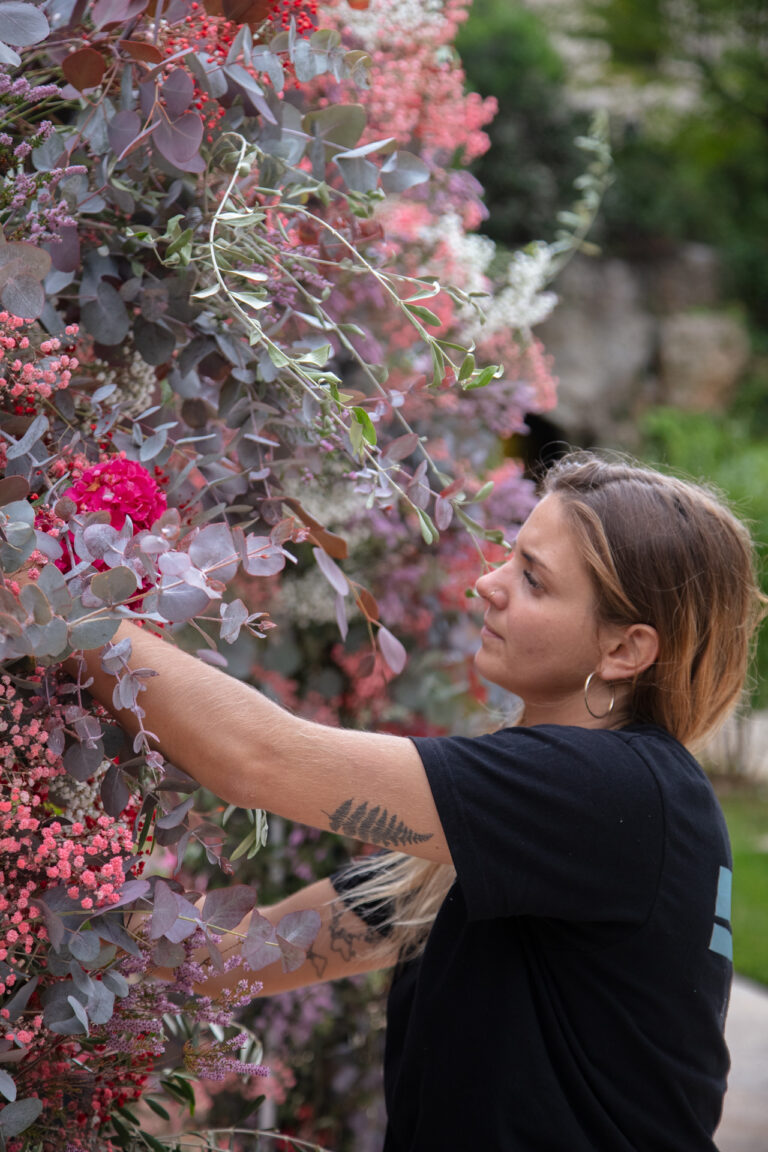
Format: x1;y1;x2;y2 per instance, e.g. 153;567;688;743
641;407;768;706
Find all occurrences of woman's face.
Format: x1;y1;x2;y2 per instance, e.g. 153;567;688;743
474;494;609;723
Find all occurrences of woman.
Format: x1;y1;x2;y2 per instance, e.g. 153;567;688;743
83;453;764;1151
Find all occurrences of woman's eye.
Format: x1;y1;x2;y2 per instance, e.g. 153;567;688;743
523;569;540;590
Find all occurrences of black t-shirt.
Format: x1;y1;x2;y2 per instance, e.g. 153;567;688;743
338;722;733;1152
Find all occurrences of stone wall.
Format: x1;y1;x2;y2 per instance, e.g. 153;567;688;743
536;244;751;446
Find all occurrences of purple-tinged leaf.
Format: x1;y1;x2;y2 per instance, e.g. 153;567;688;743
91;0;147;29
150;879;181;940
0;476;29;506
156;794;195;830
202;885;258;933
196;648;229;668
239;532;286;577
312;546;348;597
380;149;430;194
103;878;150;912
0;2;49;46
242;911;278;971
162;68;194;116
154;111;203;166
275;909;321;973
86;980;115;1025
107;110;141;157
203;927;225;972
3;977;38;1023
189;523;238;583
5;413;47;461
152;937;186;968
0;1069;15;1102
63;739;104;782
382;432;419;462
378;626;407;675
69;930;101;963
157;581;211;623
81;282;130;345
434;496;454;531
0;1096;43;1138
62;46;106;91
220;598;248;644
101;762;130;817
164;894;202;943
68;615;120;650
335;592;348;641
1;273;45;321
407;459;430;510
101;969;129;997
66;995;89;1035
47;224;79;273
100;636;132;674
32;900;65;950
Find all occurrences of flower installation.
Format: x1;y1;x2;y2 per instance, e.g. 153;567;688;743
0;0;611;1146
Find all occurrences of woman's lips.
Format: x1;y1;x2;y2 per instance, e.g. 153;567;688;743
481;620;502;640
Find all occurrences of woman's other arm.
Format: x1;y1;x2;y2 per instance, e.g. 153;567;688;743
176;878;398;999
80;624;451;864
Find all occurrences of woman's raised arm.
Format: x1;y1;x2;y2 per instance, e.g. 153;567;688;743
81;623;452;864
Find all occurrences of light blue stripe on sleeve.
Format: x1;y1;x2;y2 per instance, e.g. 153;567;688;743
715;865;732;922
709;923;733;962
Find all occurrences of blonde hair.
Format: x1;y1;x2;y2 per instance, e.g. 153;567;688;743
335;452;766;960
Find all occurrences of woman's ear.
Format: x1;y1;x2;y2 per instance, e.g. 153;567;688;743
599;623;659;683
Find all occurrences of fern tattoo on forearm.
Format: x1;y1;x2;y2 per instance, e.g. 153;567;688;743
325;798;433;847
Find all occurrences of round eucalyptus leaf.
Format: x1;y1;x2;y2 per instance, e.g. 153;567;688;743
63;739;105;782
1;272;45;320
90;566;138;605
0;1095;43;1138
81;281;130;345
68;615;120;650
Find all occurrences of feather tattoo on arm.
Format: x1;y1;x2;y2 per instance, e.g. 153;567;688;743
325;798;433;847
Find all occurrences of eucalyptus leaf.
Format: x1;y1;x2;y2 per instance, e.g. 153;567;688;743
0;1095;43;1138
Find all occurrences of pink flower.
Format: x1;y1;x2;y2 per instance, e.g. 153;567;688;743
64;454;167;532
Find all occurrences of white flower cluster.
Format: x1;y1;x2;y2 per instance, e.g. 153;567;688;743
89;350;158;415
279;567;342;627
337;0;448;49
462;242;558;342
418;211;495;297
51;759;110;825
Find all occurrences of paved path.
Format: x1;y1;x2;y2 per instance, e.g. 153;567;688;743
716;976;768;1151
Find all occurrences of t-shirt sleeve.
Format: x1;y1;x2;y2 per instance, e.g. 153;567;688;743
412;726;664;924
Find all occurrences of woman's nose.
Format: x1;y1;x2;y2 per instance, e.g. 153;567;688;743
475;570;507;606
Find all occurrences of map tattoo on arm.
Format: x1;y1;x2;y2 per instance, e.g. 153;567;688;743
325;798;434;848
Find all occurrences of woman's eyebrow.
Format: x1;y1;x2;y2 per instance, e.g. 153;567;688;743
520;547;552;575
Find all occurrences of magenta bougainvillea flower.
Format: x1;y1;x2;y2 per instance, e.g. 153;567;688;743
64;454;167;531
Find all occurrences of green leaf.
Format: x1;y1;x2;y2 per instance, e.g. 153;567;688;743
145;1098;171;1122
430;345;446;388
349;417;365;459
462;364;499;391
299;344;331;367
352;407;377;446
405;303;441;327
473;480;495;502
233;268;269;283
416;508;438;545
267;344;289;368
192;283;220;300
231;291;271;310
403;281;440;302
458;352;475;382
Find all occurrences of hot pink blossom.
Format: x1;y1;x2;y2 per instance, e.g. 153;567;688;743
64;453;167;531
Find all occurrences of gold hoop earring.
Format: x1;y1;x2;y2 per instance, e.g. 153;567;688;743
584;672;615;720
